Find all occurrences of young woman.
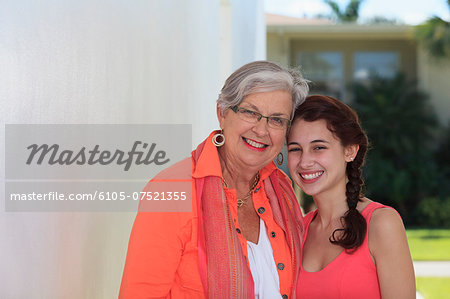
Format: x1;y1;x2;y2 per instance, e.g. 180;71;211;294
287;95;415;298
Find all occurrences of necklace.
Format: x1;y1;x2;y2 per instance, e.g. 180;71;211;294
223;172;260;208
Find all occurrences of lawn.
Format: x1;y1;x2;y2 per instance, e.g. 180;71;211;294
406;229;450;261
406;230;450;298
416;277;450;299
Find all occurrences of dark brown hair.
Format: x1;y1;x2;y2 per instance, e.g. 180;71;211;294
292;95;369;250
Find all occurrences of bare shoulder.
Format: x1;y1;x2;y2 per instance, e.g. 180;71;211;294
368;202;408;255
370;206;404;234
366;202;416;298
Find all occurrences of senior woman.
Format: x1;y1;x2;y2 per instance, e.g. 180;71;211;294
119;61;309;299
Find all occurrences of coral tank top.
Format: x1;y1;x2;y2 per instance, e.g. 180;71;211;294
296;202;389;299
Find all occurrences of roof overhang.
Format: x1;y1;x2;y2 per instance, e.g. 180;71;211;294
267;15;415;40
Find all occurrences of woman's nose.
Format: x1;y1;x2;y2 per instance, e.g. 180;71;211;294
299;152;314;169
252;117;269;136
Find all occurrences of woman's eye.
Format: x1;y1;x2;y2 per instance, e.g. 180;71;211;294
314;146;326;150
269;117;283;124
288;147;301;152
242;109;257;116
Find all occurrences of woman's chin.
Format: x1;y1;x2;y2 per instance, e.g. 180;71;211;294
296;184;317;197
238;154;275;169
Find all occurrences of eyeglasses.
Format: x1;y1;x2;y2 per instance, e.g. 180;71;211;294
230;106;291;130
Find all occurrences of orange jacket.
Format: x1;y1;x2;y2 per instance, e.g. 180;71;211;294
119;133;295;298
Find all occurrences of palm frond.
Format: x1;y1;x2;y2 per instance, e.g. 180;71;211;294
324;0;344;20
343;0;363;22
323;0;364;22
415;1;450;59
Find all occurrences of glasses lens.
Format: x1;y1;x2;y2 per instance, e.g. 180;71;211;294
268;117;287;129
237;108;260;122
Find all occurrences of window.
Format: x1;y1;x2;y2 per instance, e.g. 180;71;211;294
353;51;399;81
296;52;344;99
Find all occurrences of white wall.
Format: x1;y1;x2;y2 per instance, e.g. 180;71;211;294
230;0;266;69
0;0;265;297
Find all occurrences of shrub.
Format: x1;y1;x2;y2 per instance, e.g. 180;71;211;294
415;197;450;228
350;73;439;224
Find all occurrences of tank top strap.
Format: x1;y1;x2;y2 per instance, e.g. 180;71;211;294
361;201;389;220
361;202;394;244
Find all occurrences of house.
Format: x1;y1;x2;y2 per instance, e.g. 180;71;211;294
266;13;450;125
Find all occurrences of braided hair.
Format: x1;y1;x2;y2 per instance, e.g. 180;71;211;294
292;95;369;250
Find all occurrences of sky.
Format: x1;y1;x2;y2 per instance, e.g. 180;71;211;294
264;0;450;25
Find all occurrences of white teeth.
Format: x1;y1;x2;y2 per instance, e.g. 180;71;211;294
301;171;323;180
244;138;266;148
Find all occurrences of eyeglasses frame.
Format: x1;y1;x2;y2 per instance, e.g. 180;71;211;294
230;105;291;129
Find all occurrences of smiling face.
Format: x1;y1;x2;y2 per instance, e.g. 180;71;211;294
218;90;293;172
287;119;358;198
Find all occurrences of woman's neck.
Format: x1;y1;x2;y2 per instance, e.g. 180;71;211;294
313;186;348;228
218;147;259;193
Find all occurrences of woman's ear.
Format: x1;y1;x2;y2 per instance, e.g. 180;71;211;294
217;104;224;129
345;144;359;162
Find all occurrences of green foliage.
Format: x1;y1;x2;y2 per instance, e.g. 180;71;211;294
436;122;450;167
350;73;439;222
415;197;450;228
434;122;450;196
412;124;450;227
323;0;364;22
300;191;315;214
416;17;450;59
415;1;450;59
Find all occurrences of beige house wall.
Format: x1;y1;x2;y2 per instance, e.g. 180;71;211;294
267;32;290;66
417;47;450;125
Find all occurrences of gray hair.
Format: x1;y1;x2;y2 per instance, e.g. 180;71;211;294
217;61;309;118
